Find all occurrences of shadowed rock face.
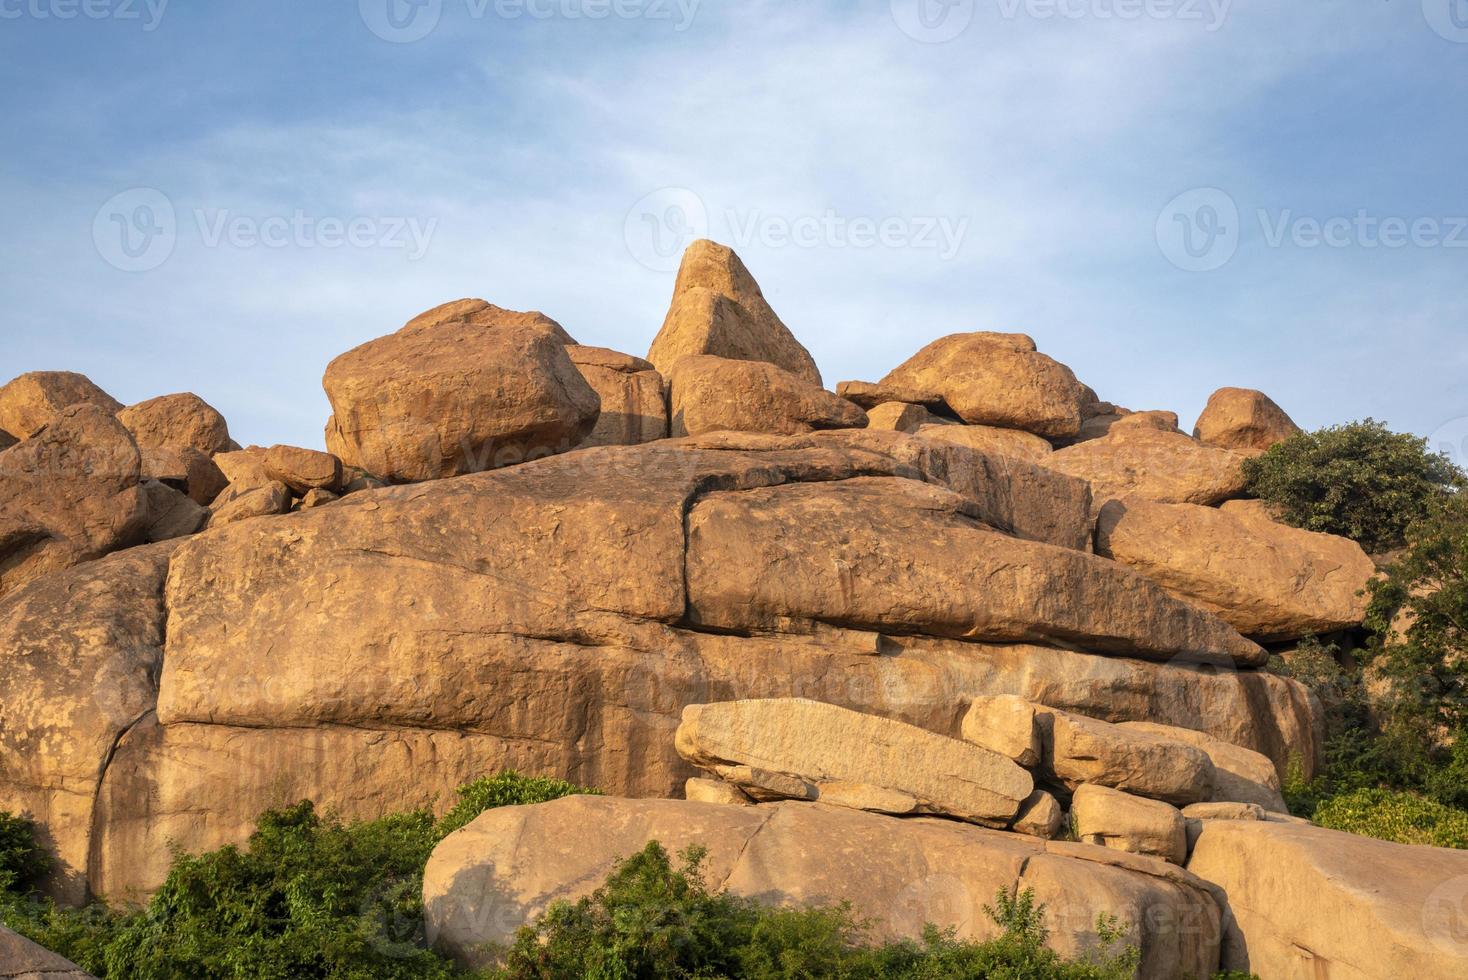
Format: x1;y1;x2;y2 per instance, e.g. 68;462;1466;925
423;796;1224;980
322;299;601;483
646;240;822;386
566;345;668;447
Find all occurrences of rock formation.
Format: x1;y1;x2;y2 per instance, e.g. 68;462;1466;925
1193;386;1300;454
0;371;122;440
667;355;866;436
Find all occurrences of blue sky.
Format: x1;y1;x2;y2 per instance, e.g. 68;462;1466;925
2;1;1465;458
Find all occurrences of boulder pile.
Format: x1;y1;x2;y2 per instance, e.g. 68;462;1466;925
2;239;1449;978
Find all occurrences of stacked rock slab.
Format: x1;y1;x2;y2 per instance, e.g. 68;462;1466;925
914;422;1053;463
667;355;866;437
423;795;1224;980
322;299;600;482
566;345;668;446
1043;424;1249;506
646;239;822;385
1096;497;1375;641
1072;784;1188;865
674;698;1034;826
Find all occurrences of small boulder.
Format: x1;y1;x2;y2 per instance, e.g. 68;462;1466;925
0;371;121;439
864;401;934;433
0;404;147;596
667;355;866;438
1043;425;1248;506
323;299;601;482
684;777;752;806
835;380;948;411
116;392;232;456
264;444;343;494
961;694;1042;767
1072;784;1187;865
566;345;668;447
675;698;1033;827
915;422;1053;463
880;332;1087;439
208;481;291;528
1046;708;1217;806
140;480;209;542
1193;387;1299;454
294;488;339;510
140;445;228;504
1118;721;1286;812
647;240;822;385
213;446;272;491
1012;789;1065;839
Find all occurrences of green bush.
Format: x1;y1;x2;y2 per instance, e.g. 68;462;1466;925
0;811;50;897
494;840;1144;980
1241;419;1462;554
437;772;598;839
1313;787;1468;848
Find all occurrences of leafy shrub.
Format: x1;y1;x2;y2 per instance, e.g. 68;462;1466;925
0;811;50;897
1242;419;1462;554
437;772;597;839
1313;787;1468;848
494;840;1143;980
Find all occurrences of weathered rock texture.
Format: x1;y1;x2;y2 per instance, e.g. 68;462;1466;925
1096;498;1375;641
566;345;668;446
835;380;948;412
423;796;1223;979
1188;818;1468;978
140;481;208;542
881;333;1087;439
263;444;342;494
1072;784;1187;865
675;699;1033;826
667;355;866;437
322;299;600;482
646;240;821;385
1044;707;1217;806
0;924;95;979
1044;425;1249;506
915;422;1053;462
0;405;148;597
1192;387;1300;454
1117;721;1285;813
0;371;121;440
116;393;231;456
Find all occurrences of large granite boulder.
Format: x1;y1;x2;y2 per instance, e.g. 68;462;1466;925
1096;498;1376;641
1187;817;1468;978
667;355;866;437
0;404;149;597
116;392;232;456
1117;721;1286;813
1044;707;1217;806
646;240;821;385
1072;784;1187;866
566;345;668;446
1192;387;1300;454
1043;424;1249;506
914;422;1054;462
675;698;1033;826
322;299;600;482
0;371;121;440
880;332;1087;439
423;795;1223;979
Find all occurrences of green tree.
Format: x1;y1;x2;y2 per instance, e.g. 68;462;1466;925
1242;419;1462;554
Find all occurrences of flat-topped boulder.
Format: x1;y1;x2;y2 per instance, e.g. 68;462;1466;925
915;422;1054;462
1188;817;1468;978
1096;497;1375;641
1045;708;1217;806
1193;387;1299;454
323;299;600;482
646;240;821;385
1073;784;1187;865
0;404;148;596
1043;424;1249;505
263;444;342;494
566;345;668;446
835;379;948;411
667;354;866;437
423;795;1223;979
880;332;1087;439
675;698;1033;826
0;370;121;440
1118;721;1286;812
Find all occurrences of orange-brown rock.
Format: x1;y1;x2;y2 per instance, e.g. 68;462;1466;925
1072;784;1187;865
0;925;94;978
208;481;291;527
1043;425;1248;505
1118;721;1285;812
263;444;342;493
863;401;935;432
116;392;231;456
140;480;209;542
1043;708;1217;806
322;299;600;482
424;796;1223;979
835;380;948;411
567;345;667;446
646;240;821;385
915;422;1053;463
1095;498;1375;641
1193;387;1300;454
667;355;866;437
880;332;1087;439
140;445;228;504
685;477;1265;665
0;371;121;440
0;405;147;597
212;446;271;490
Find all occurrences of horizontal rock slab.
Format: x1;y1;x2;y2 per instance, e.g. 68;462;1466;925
835;379;949;411
1044;425;1248;506
914;422;1054;463
423;795;1222;979
1187;817;1468;979
1045;707;1217;806
1118;721;1285;812
1097;498;1374;641
667;355;866;437
685;477;1265;665
675;698;1033;826
1073;784;1187;865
